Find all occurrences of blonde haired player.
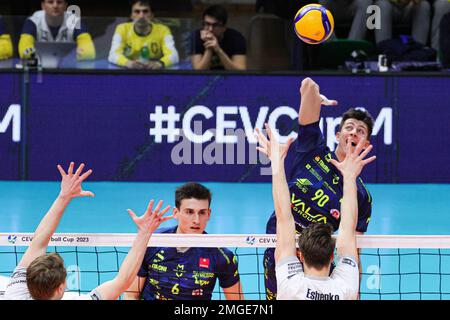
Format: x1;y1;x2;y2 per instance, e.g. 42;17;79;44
256;124;376;300
4;162;172;300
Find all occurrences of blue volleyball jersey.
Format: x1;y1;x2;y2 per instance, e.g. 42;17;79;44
138;226;240;300
266;121;372;234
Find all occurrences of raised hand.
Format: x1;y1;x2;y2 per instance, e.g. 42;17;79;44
329;138;376;179
57;162;94;199
320;94;338;106
127;199;172;234
255;123;294;163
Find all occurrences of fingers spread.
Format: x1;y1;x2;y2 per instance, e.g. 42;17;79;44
79;169;93;181
68;162;75;176
57;164;66;177
74;163;85;177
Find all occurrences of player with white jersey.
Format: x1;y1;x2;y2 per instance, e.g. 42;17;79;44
4;162;172;300
256;115;376;300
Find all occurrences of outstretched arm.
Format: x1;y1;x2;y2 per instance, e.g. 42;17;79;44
95;200;173;300
298;77;337;125
329;139;376;259
256;124;295;263
18;162;94;268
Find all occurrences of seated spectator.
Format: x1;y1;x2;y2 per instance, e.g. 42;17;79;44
18;0;96;60
440;12;450;67
190;5;246;70
108;0;179;69
374;0;431;46
431;0;450;53
0;16;13;60
319;0;373;40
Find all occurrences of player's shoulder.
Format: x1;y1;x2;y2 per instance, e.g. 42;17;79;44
152;22;171;33
115;21;133;33
29;10;44;21
207;247;236;264
155;226;177;234
225;27;244;38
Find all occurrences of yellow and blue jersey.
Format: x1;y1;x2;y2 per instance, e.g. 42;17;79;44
266;121;372;234
108;21;179;67
0;17;13;60
18;10;95;60
138;226;240;300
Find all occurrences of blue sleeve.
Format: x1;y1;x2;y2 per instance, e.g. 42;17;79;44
217;249;240;289
137;248;151;277
356;180;372;233
288;121;326;178
190;30;203;55
22;18;37;37
0;18;6;35
296;121;326;154
73;22;89;40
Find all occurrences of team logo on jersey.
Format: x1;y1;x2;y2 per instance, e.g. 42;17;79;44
199;257;210;268
8;235;17;244
192;289;203;296
330;209;340;219
342;257;357;268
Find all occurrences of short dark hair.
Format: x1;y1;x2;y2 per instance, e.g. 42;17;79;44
130;0;152;9
175;182;212;209
298;223;335;269
339;108;374;139
202;5;228;25
27;252;66;300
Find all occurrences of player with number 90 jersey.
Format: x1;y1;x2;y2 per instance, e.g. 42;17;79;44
264;120;372;300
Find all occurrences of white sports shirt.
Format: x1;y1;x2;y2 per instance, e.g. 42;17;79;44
276;255;359;300
4;267;101;300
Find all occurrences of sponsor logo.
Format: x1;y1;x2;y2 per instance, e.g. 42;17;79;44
8;235;17;244
246;236;256;245
192;289;203;296
342;257;357;268
199;257;210;269
330;209;340;219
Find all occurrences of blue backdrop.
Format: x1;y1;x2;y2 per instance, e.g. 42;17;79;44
0;73;449;182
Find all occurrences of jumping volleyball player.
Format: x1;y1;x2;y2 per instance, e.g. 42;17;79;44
263;78;375;299
4;162;172;300
256;122;376;300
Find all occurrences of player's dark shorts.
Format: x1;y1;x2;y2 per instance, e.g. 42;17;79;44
263;247;336;300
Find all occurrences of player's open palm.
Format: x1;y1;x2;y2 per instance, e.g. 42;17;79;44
329;138;376;179
57;162;94;199
127;199;173;234
256;123;294;163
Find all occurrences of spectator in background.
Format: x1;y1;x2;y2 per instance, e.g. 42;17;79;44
319;0;373;40
108;0;179;69
18;0;96;60
374;0;431;45
431;0;450;53
190;5;246;70
0;16;13;60
440;12;450;67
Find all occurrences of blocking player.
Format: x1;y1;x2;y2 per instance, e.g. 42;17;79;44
256;123;376;299
263;77;375;299
4;162;172;300
124;182;244;300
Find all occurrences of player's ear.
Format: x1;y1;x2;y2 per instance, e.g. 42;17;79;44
363;138;370;149
335;130;341;142
172;207;179;220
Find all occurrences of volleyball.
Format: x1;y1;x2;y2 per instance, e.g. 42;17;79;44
293;4;334;45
